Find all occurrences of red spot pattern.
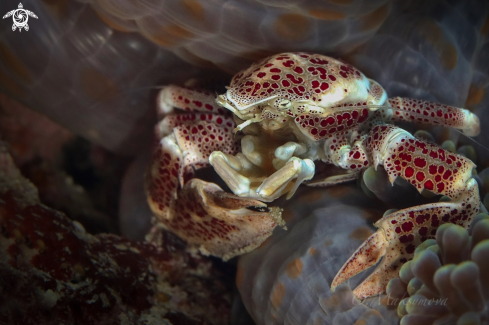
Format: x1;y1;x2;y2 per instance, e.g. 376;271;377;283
359;120;479;288
162;86;225;115
158;113;235;138
226;52;364;108
295;107;369;141
149;81;292;255
147;144;182;215
376;178;480;287
388;97;468;129
367;125;474;198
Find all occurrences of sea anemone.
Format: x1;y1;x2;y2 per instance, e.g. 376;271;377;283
387;213;489;325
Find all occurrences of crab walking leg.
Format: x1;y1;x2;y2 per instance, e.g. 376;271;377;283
385;97;480;136
331;125;480;299
158;85;226;115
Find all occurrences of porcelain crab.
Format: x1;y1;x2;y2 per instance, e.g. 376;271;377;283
146;52;481;299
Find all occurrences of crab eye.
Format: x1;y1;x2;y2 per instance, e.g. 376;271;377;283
278;99;291;110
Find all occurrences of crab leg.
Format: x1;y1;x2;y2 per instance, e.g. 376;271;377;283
157;85;225;115
332;125;480;298
292;107;371;186
146;87;284;260
385;97;480;136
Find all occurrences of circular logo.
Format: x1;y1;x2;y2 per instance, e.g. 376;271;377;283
2;3;38;32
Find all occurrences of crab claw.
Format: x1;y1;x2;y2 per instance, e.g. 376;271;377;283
148;178;284;260
333;124;481;299
332;178;480;299
146;99;285;260
331;230;388;296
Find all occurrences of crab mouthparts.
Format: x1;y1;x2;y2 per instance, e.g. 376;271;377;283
234;115;263;132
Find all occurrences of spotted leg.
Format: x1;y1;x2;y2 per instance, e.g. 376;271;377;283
147;86;284;260
331;125;480;299
292;107;371;186
157;85;227;116
384;97;480;136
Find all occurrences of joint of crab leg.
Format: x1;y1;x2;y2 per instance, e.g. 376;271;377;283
234;153;256;171
273;142;308;169
334;145;353;168
369;126;410;173
285;158;315;199
209;151;251;197
256;157;314;201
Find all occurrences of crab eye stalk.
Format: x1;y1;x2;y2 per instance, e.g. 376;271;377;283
278;99;291;110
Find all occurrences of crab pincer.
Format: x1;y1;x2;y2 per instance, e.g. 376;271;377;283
146;86;284;260
332;125;480;299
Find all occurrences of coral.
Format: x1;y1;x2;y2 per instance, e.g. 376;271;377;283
0;143;231;324
386;213;489;325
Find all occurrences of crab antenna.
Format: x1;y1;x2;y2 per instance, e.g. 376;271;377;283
453;129;489;153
